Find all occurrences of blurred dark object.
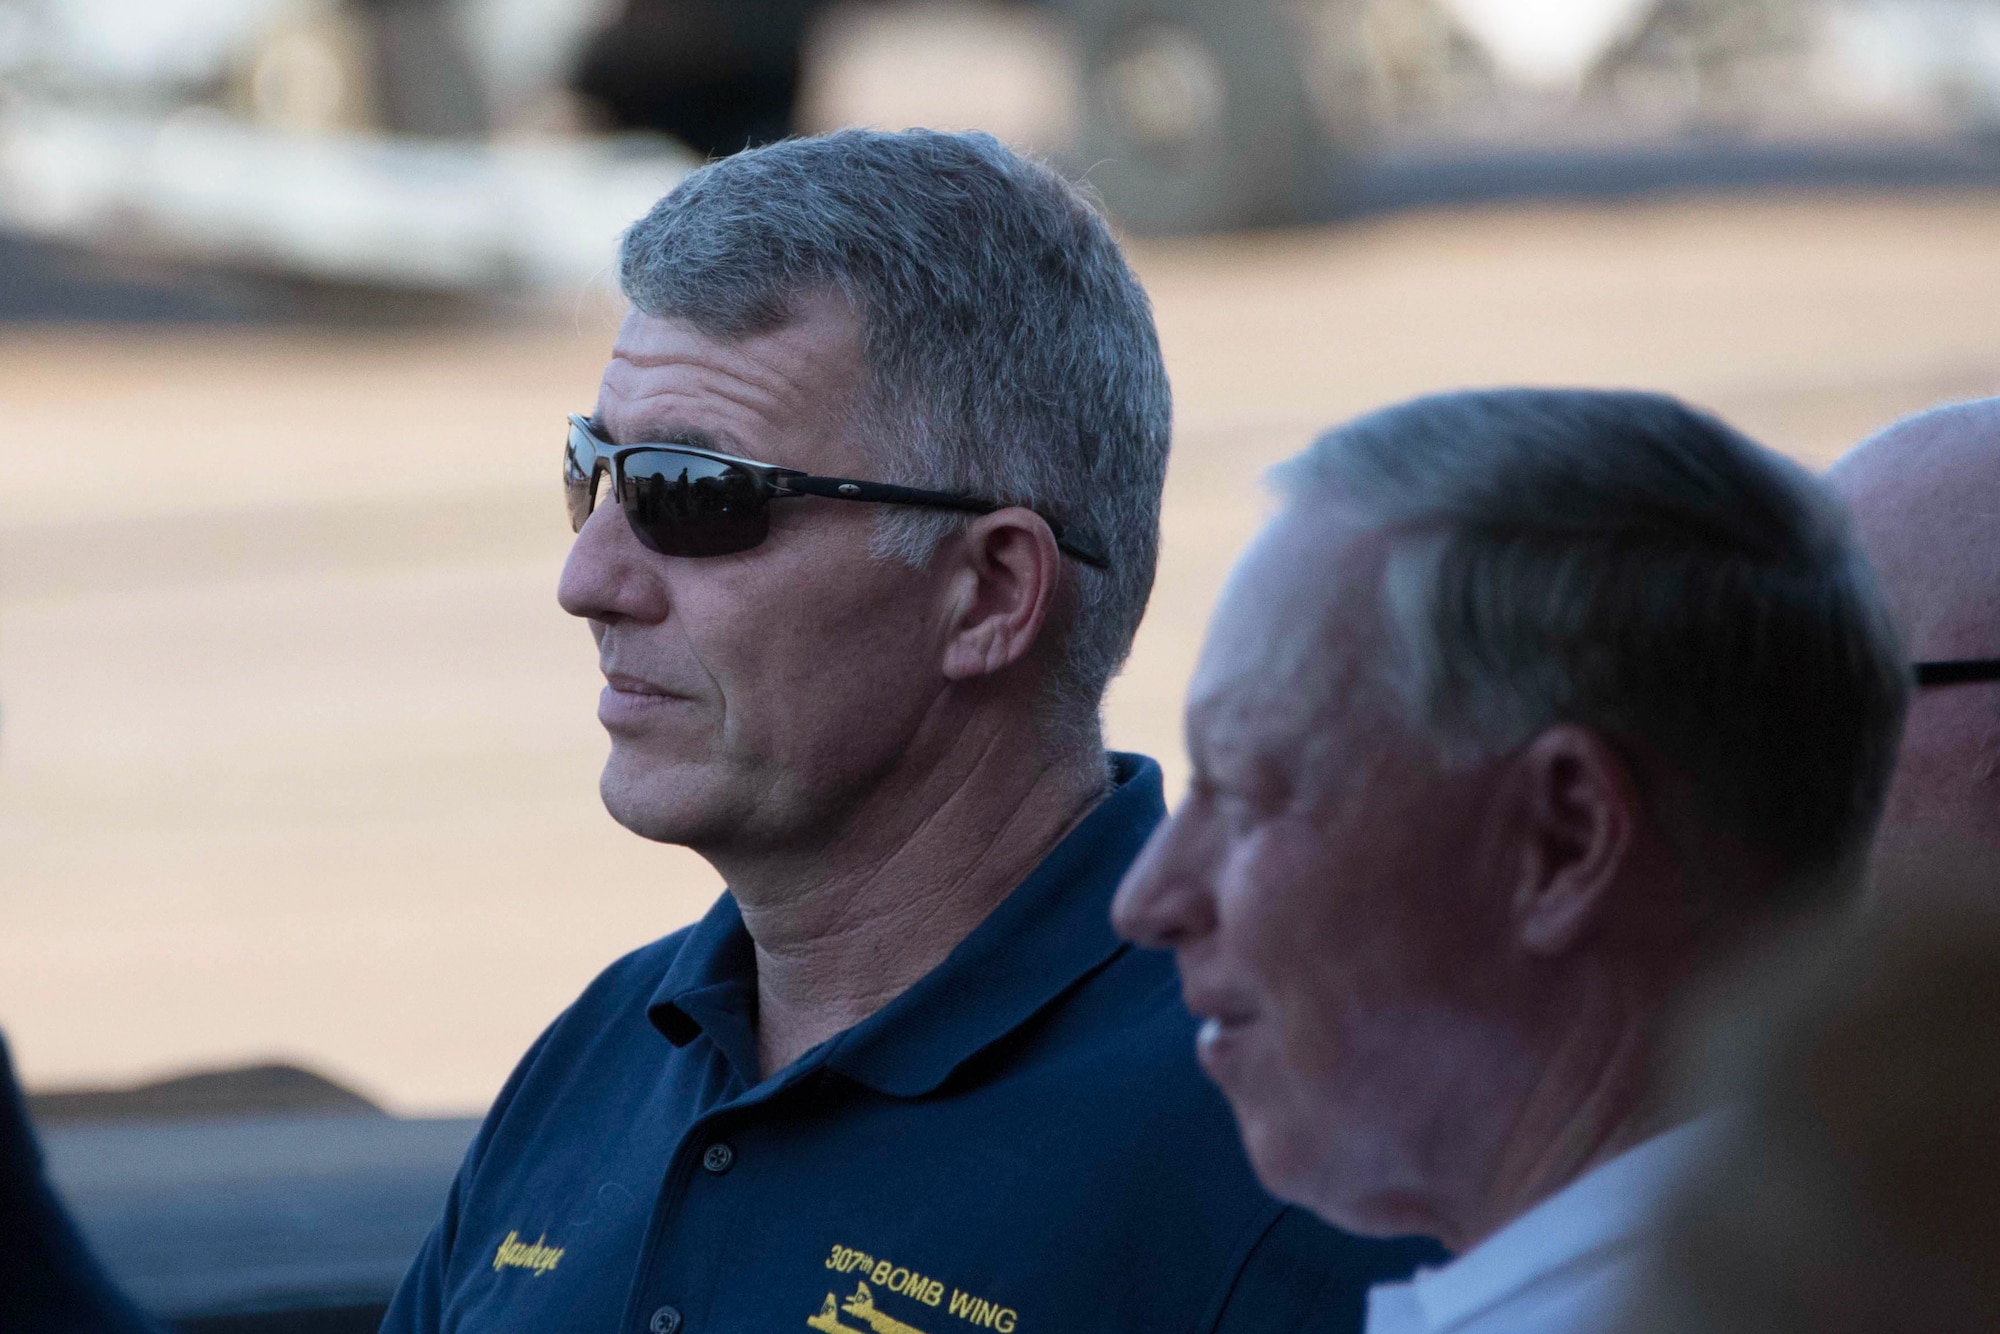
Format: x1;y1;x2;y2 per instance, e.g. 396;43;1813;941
45;1113;478;1334
0;235;501;326
1072;0;1355;233
176;1309;388;1334
0;236;262;323
0;1033;165;1334
1631;864;2000;1334
1345;132;2000;217
355;0;491;137
573;0;825;157
569;0;1348;228
27;1058;469;1334
30;1065;385;1126
1592;0;1813;125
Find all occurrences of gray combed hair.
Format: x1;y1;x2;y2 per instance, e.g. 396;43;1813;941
1281;388;1909;908
619;129;1171;747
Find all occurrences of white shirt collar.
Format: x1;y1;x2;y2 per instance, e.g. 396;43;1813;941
1403;1117;1719;1332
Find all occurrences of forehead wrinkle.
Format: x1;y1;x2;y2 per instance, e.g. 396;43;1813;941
602;351;790;419
1189;507;1403;802
1188;595;1356;791
1187;650;1390;816
611;329;823;402
611;296;863;407
602;321;866;466
596;369;816;464
602;385;755;453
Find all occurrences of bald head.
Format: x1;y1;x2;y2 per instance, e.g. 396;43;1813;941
1830;402;2000;660
1830;401;2000;894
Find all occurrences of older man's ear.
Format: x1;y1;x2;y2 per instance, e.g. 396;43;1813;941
1506;724;1644;957
939;508;1068;682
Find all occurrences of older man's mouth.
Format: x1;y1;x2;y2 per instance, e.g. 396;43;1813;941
1195;1014;1256;1085
1185;988;1259;1079
1185;982;1257;1029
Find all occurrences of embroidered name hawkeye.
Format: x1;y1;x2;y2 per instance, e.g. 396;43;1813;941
492;1231;565;1276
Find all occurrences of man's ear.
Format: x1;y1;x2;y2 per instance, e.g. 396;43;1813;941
939;507;1065;682
1507;724;1641;957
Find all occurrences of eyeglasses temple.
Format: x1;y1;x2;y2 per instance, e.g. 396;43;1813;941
782;476;1109;569
1914;659;2000;687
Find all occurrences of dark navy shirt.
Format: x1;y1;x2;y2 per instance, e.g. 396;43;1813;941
0;1033;162;1334
384;755;1440;1334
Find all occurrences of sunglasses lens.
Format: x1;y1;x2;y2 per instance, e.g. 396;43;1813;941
619;449;770;556
564;421;599;533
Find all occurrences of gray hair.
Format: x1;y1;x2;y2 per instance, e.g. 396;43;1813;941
619;129;1172;747
1280;388;1908;908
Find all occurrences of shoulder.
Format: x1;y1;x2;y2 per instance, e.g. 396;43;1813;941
1053;939;1202;1060
976;942;1255;1214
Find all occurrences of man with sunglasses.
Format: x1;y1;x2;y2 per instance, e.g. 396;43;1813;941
1831;400;2000;896
384;129;1437;1334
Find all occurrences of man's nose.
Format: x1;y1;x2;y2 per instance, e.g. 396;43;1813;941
557;499;669;625
1111;814;1219;949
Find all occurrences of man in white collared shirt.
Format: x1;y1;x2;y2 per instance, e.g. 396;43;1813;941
1112;389;1911;1334
1362;1119;1719;1334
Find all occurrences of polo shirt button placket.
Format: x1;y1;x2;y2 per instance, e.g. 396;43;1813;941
701;1142;735;1174
648;1305;682;1334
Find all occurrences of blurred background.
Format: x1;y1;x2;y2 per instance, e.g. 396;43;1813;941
9;0;2000;1326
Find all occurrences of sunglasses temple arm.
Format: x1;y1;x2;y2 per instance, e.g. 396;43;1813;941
1914;659;2000;687
783;476;1108;569
779;476;986;510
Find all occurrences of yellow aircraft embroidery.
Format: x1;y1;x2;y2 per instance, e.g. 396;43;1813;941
841;1282;932;1334
806;1293;867;1334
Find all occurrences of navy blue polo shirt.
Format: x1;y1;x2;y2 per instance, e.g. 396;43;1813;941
384;754;1441;1334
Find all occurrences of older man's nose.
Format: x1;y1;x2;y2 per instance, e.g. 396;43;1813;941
1111;819;1219;949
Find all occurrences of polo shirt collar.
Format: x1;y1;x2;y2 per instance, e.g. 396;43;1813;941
647;894;759;1070
645;754;1166;1098
827;753;1164;1096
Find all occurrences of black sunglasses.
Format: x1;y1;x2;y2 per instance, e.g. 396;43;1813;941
1915;659;2000;687
564;415;1107;567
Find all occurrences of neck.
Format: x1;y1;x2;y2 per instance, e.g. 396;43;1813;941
721;719;1109;1080
1449;972;1668;1252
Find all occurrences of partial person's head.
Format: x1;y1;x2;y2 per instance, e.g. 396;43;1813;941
1828;401;2000;896
1631;874;2000;1334
558;130;1169;861
1112;389;1908;1248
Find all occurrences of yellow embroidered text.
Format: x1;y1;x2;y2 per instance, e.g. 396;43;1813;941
824;1246;946;1307
819;1246;1016;1332
492;1230;565;1276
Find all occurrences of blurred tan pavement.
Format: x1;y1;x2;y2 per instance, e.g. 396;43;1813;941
5;194;1999;1112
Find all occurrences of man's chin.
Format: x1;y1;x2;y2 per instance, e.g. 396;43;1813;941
1247;1120;1434;1241
1234;1102;1364;1226
1232;1106;1317;1206
598;755;733;848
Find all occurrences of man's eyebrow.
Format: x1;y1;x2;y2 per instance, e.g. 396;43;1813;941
606;419;728;453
